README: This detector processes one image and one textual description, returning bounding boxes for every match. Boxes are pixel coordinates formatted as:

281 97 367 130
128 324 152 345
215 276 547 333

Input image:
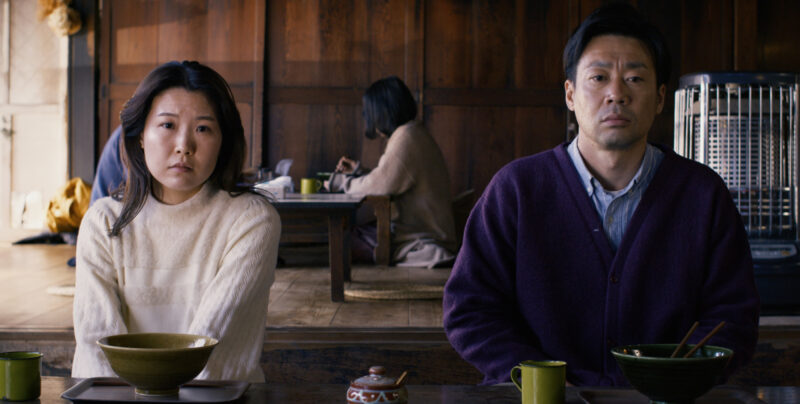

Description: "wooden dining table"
271 192 365 302
42 376 800 403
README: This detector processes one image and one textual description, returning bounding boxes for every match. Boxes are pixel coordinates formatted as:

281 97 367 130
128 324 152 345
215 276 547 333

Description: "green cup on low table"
0 352 42 401
300 178 322 194
511 360 566 404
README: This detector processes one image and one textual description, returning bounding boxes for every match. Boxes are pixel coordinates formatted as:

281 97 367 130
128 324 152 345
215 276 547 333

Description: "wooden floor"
0 243 449 330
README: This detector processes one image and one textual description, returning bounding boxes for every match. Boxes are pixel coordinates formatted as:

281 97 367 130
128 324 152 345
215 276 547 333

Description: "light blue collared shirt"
567 138 663 251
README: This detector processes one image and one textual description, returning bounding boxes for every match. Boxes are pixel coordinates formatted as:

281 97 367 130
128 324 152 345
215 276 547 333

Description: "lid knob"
369 366 386 376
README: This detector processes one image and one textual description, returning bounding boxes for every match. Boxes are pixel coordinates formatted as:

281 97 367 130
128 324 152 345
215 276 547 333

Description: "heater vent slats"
675 73 800 241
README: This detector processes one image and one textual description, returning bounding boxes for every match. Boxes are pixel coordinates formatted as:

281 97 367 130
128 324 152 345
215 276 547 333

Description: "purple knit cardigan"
443 143 760 386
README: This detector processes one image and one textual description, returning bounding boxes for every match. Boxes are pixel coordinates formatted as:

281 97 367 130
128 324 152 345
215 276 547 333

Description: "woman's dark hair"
109 60 248 236
563 3 671 87
362 76 417 139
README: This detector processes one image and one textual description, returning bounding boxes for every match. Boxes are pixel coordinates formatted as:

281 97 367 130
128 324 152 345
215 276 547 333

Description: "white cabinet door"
0 0 68 232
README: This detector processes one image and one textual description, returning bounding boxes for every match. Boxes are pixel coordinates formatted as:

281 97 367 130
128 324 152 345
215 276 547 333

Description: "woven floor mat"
46 284 75 296
344 282 444 300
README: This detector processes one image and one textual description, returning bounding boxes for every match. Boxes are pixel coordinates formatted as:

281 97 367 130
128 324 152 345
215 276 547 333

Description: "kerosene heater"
674 72 800 312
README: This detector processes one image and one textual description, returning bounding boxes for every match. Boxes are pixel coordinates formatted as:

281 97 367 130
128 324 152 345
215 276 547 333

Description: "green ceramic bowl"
97 333 218 396
611 344 733 404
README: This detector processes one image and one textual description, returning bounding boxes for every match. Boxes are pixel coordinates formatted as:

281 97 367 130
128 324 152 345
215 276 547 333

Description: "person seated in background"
90 125 124 205
72 61 281 382
443 3 759 386
326 76 456 268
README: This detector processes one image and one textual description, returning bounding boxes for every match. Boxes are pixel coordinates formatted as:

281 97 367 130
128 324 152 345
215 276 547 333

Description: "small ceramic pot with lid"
347 366 408 404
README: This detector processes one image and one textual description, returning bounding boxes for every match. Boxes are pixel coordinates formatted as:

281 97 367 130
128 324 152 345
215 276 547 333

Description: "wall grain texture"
92 0 800 200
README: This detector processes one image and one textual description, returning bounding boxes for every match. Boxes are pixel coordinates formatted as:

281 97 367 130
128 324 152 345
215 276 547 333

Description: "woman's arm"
331 135 415 196
335 156 361 175
187 197 281 382
72 204 128 377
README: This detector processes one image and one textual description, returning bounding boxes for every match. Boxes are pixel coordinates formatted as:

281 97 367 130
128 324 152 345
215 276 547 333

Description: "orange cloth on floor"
46 177 91 233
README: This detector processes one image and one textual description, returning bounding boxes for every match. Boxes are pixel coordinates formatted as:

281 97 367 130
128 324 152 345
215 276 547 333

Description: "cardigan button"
610 275 619 283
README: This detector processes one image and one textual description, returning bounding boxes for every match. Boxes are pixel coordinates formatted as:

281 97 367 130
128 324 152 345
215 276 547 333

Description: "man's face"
565 34 665 151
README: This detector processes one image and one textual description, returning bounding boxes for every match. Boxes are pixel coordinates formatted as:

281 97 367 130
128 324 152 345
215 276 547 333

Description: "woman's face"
141 87 222 205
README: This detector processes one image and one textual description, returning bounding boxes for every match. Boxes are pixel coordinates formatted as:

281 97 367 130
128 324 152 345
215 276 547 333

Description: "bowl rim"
611 343 733 360
96 332 219 352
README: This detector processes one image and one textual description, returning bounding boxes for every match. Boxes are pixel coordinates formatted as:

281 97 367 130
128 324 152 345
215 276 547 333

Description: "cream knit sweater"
72 183 280 382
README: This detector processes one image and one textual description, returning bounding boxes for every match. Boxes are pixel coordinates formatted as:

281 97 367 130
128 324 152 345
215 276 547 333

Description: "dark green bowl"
97 333 218 396
611 344 733 403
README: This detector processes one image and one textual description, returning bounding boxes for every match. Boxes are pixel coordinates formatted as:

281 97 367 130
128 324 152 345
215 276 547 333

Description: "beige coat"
330 121 456 267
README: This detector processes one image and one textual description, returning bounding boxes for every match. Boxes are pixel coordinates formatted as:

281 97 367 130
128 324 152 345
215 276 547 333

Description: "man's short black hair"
362 76 417 139
563 3 671 86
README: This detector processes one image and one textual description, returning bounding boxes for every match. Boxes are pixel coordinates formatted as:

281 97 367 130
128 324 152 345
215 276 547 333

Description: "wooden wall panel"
157 2 208 63
424 0 570 89
514 107 568 159
99 0 264 168
424 1 470 88
425 106 473 196
733 0 758 71
270 0 774 197
635 1 681 146
421 0 571 195
266 0 421 179
206 1 261 85
680 0 735 74
108 1 158 84
516 1 572 88
468 107 521 194
470 3 516 88
364 1 412 82
268 1 373 87
425 105 567 196
268 104 362 180
90 0 800 200
757 0 800 72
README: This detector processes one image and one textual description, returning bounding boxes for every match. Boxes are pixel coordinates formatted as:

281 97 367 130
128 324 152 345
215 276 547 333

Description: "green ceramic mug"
300 178 322 194
0 352 42 401
511 360 566 404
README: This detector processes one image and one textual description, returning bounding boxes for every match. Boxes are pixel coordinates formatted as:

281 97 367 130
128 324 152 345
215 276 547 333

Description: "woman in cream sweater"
72 61 280 382
327 76 456 268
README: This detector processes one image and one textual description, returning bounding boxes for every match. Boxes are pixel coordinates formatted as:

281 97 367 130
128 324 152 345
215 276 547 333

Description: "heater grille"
674 73 800 242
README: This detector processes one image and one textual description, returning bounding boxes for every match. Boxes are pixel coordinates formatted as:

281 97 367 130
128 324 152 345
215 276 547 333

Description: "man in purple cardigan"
443 3 759 386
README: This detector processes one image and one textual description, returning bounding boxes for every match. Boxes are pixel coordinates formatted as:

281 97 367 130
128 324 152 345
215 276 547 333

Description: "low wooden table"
44 376 794 403
272 193 365 302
